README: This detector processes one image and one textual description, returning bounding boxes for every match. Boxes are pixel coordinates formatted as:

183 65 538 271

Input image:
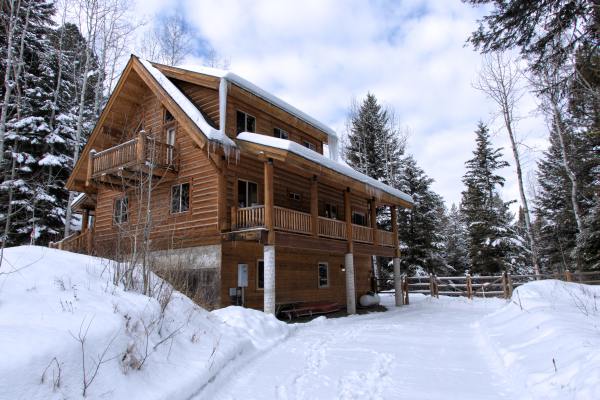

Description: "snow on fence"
375 270 600 304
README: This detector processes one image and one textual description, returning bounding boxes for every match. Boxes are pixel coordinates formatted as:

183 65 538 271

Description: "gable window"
164 109 175 123
257 260 264 290
288 191 301 201
238 179 258 208
113 196 128 224
303 140 316 151
236 110 256 134
352 211 367 226
325 203 338 219
171 183 190 213
274 127 289 140
318 262 329 288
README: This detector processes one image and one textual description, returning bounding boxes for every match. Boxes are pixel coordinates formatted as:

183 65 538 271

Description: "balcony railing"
318 217 347 240
90 134 178 179
274 206 312 234
352 224 373 243
232 205 396 247
49 229 93 254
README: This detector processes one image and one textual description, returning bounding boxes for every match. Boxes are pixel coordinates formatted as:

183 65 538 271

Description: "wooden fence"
376 270 600 304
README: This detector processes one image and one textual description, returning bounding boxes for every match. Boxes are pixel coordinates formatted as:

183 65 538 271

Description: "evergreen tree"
460 122 514 274
443 203 469 273
396 155 447 275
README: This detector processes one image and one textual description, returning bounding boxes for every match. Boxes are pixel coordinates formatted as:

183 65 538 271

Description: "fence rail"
375 270 600 305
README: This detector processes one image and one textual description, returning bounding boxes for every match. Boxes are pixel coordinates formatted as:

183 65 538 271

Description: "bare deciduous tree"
141 13 192 66
475 52 540 276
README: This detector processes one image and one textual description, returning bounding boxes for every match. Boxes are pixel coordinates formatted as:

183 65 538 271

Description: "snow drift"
476 280 600 399
0 246 291 400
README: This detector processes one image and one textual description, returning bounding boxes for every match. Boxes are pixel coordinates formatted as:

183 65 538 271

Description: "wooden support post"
402 275 410 305
310 176 318 237
429 273 434 297
565 270 573 282
86 150 96 187
507 273 513 298
344 188 353 251
81 209 89 231
502 271 508 299
391 205 400 258
370 199 378 246
137 131 146 163
466 273 473 299
264 159 275 244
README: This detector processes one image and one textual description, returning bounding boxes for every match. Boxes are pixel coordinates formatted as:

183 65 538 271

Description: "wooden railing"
50 229 93 255
274 206 312 234
352 224 373 243
91 134 177 178
378 230 395 247
318 217 347 240
236 205 265 230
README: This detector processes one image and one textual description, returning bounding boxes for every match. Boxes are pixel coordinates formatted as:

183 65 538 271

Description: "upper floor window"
303 140 316 151
352 211 367 226
166 127 176 163
238 179 258 208
113 196 128 224
288 191 301 201
274 127 289 140
325 203 338 219
171 182 190 213
236 111 256 134
318 262 329 288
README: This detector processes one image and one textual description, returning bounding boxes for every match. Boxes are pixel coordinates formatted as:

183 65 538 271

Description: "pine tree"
396 155 447 275
443 203 469 273
460 122 514 274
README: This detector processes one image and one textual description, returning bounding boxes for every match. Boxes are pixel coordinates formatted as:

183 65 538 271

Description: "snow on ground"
0 246 291 400
1 246 599 400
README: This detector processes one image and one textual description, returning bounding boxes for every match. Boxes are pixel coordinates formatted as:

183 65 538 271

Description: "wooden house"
57 55 413 314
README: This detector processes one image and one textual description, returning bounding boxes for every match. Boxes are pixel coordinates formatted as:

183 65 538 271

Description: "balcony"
232 205 395 247
88 133 178 184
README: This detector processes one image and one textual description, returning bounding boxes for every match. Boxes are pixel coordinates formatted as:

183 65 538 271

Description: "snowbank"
0 246 291 400
476 280 600 399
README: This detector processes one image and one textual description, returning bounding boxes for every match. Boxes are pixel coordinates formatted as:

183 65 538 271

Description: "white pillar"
345 253 356 314
393 257 402 306
263 245 276 314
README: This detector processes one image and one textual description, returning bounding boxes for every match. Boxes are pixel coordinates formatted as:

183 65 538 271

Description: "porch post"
391 205 402 306
263 159 276 314
344 189 356 314
81 209 89 231
370 199 378 246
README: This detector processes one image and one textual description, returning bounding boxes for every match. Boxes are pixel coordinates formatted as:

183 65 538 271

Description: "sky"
133 0 549 212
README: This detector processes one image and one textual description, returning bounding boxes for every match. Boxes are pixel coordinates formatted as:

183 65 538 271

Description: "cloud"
141 0 548 211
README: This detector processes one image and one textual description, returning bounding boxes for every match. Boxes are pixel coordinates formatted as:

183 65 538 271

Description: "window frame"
274 127 289 140
166 126 176 164
325 203 338 220
237 179 259 208
288 191 301 202
352 211 367 226
256 259 264 290
318 262 329 288
113 196 129 225
303 140 316 151
170 182 191 214
236 110 256 134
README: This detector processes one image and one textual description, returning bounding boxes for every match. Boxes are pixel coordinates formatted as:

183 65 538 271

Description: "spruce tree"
460 122 514 274
443 203 469 273
396 155 447 275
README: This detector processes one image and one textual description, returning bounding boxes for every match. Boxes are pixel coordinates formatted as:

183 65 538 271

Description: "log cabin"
56 55 413 315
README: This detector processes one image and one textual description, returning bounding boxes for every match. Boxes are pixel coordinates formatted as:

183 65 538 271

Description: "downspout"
219 77 228 134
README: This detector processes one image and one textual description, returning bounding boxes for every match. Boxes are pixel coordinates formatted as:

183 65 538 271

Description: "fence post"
507 273 513 298
565 270 573 282
434 275 439 298
466 274 472 299
402 275 409 305
429 273 434 297
502 271 508 299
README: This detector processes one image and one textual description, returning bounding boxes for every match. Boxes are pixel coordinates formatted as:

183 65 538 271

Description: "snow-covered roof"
139 59 236 148
236 132 413 205
175 63 338 140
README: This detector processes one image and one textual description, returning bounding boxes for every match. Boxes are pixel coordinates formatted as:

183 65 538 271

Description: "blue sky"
134 0 548 211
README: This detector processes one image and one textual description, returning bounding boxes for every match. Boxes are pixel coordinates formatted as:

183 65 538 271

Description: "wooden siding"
221 241 373 310
174 79 220 128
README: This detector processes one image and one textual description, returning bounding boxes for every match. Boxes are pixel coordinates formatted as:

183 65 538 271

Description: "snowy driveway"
194 295 517 400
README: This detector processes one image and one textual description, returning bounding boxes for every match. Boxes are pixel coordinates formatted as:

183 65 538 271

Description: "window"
166 127 176 163
238 179 258 208
171 183 190 213
288 191 301 201
164 109 175 123
318 262 329 288
113 197 128 224
325 203 338 219
303 140 316 151
352 211 367 226
236 110 256 133
257 260 264 290
274 127 289 139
